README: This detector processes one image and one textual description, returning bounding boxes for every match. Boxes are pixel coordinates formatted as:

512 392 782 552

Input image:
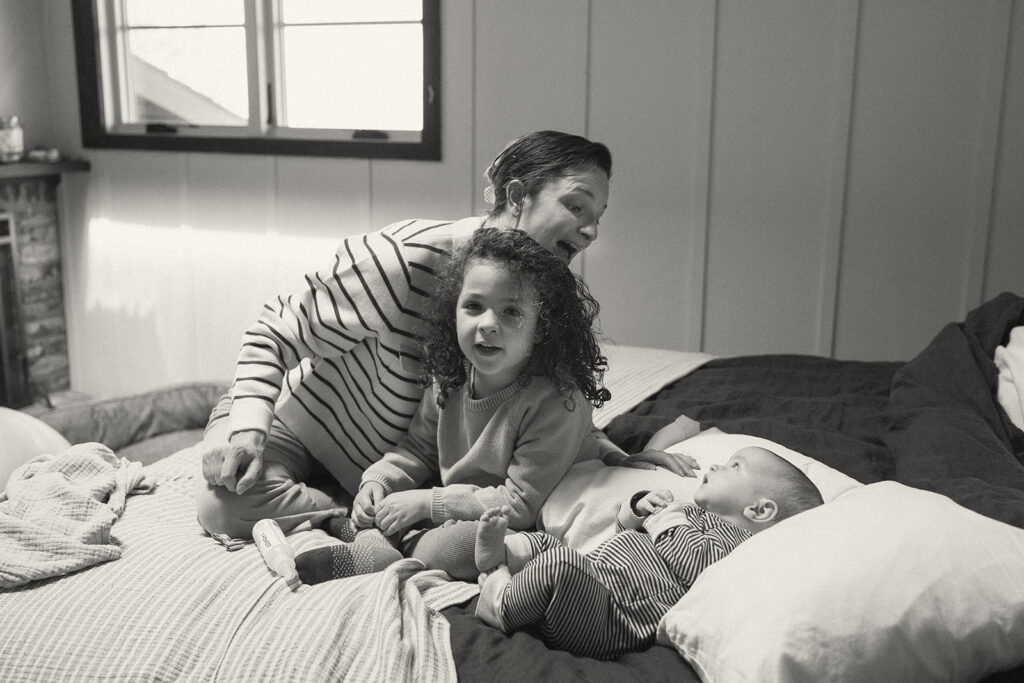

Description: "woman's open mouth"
558 241 579 262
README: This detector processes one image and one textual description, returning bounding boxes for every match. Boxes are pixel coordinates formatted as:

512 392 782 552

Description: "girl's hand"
636 489 674 516
624 450 701 478
374 489 432 537
353 482 387 528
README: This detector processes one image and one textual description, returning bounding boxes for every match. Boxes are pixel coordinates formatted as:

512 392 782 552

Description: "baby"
473 445 824 659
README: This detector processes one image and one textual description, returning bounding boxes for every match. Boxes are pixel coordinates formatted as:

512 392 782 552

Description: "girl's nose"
479 310 499 333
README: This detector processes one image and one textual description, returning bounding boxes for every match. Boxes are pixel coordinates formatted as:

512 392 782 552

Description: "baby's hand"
636 489 674 516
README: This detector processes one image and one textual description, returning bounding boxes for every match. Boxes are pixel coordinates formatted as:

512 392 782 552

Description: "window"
71 0 441 160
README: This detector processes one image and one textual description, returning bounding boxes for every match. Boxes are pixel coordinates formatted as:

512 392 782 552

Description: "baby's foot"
475 507 509 572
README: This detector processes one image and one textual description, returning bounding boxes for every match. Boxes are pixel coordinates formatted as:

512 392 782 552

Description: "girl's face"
515 168 609 264
456 259 540 397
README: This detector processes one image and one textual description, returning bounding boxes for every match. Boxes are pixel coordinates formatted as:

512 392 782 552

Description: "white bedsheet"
0 445 478 682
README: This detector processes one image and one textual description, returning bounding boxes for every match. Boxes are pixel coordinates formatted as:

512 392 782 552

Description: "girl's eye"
504 307 523 318
565 202 582 215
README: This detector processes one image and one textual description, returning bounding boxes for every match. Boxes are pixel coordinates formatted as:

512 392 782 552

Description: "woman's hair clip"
483 184 496 204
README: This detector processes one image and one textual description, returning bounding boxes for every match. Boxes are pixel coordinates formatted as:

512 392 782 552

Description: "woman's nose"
579 221 598 242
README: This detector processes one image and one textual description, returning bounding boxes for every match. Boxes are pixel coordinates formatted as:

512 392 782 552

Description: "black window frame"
70 0 441 160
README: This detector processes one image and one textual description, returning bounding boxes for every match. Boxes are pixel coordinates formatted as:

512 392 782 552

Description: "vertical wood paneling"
964 1 1013 311
587 0 716 351
29 0 1024 397
985 2 1024 301
471 0 590 217
818 0 861 357
835 0 1009 361
372 1 475 228
704 0 851 357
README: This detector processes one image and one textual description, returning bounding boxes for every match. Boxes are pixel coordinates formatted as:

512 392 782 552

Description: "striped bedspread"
593 345 715 429
0 445 478 682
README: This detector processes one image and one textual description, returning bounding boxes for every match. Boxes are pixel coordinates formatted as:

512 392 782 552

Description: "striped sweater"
222 216 617 496
225 217 481 494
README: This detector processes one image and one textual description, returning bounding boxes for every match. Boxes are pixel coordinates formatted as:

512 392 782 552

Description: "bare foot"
475 507 509 571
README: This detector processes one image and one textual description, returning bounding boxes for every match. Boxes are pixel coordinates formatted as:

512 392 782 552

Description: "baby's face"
693 447 779 518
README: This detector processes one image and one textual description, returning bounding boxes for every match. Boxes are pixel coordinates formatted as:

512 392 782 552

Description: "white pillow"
995 325 1024 431
659 481 1024 682
538 428 861 554
0 407 72 491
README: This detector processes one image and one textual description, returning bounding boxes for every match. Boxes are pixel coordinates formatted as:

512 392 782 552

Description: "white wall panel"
587 0 715 352
986 3 1024 301
835 0 1011 360
704 0 857 357
471 0 590 217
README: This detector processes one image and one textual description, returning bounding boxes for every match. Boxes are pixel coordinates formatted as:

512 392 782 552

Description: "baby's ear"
744 499 779 525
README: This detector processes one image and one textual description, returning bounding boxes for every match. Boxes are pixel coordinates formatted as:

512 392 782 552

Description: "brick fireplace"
0 161 88 408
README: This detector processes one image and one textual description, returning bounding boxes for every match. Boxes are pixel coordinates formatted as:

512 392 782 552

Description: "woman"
196 130 689 540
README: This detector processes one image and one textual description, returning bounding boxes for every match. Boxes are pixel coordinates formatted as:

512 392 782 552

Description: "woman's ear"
505 179 526 216
743 499 779 525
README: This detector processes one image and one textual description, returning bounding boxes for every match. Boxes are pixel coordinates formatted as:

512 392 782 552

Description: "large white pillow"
659 481 1024 682
538 428 861 554
0 407 72 491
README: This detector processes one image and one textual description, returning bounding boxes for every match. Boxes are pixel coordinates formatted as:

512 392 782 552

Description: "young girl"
293 227 612 583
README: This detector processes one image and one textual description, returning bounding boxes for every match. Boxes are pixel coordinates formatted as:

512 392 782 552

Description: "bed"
2 292 1024 682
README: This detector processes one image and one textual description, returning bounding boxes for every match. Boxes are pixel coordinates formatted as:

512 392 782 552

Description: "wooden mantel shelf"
0 159 90 181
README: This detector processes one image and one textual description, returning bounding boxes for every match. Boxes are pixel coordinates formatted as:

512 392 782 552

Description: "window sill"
0 159 91 181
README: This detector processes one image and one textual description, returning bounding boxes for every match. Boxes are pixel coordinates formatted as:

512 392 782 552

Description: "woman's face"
515 167 609 264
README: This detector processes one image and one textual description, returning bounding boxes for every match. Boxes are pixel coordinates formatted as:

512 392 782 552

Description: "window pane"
124 0 244 27
281 0 421 24
281 25 422 130
124 27 248 125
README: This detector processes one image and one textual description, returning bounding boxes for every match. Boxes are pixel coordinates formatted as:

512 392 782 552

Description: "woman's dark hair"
485 130 612 216
420 228 611 410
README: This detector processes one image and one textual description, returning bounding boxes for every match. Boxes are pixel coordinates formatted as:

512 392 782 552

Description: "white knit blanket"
0 442 151 588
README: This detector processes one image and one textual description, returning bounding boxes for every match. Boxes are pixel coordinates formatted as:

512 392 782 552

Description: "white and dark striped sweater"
224 217 482 494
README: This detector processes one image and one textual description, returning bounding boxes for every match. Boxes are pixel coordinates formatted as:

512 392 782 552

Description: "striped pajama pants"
500 531 686 660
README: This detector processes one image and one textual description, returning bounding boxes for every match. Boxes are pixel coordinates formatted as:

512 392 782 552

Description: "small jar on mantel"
0 116 25 163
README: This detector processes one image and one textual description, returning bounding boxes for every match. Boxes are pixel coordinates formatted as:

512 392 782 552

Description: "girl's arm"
361 389 441 494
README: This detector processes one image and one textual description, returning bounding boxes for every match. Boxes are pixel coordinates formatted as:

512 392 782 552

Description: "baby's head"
693 446 823 534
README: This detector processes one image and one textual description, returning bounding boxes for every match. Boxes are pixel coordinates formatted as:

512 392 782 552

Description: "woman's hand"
621 450 701 478
201 429 265 494
374 489 432 537
353 482 387 528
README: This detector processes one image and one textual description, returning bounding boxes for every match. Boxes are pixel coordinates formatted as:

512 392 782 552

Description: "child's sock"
294 529 401 584
320 515 357 543
475 566 512 632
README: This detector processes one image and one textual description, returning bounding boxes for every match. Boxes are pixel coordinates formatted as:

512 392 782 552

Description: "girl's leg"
400 521 480 580
194 405 343 540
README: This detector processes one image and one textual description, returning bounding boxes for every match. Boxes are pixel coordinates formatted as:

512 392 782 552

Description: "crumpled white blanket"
0 442 152 588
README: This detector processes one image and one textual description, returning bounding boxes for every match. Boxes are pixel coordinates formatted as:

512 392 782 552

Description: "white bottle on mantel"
0 116 24 163
253 518 301 590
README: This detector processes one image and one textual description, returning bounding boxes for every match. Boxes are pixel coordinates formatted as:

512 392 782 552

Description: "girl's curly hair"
420 228 611 411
